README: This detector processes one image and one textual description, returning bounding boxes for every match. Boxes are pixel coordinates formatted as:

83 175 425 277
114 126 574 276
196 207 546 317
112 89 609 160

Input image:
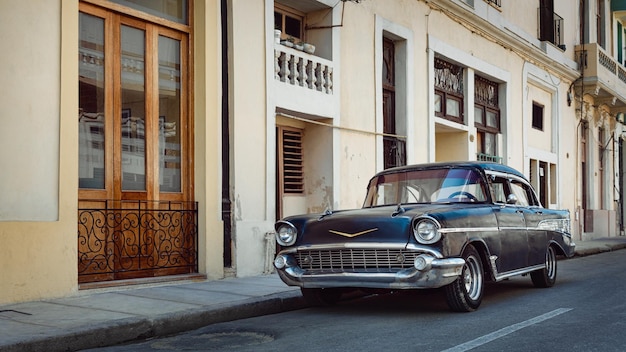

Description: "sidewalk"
2 237 626 352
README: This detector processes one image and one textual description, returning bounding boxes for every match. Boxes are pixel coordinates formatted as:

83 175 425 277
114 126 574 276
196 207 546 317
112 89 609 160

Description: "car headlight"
413 217 441 244
275 221 297 246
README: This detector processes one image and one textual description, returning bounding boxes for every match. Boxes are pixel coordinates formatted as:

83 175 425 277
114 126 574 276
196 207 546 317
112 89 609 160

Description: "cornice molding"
426 0 580 81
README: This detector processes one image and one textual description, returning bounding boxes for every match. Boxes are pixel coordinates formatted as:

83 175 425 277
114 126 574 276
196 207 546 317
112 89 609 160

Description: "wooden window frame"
78 1 193 203
274 3 305 41
434 58 464 124
474 75 500 158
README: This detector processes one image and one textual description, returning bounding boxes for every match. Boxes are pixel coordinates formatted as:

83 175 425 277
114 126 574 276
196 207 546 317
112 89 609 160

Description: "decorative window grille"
434 57 464 124
279 127 304 194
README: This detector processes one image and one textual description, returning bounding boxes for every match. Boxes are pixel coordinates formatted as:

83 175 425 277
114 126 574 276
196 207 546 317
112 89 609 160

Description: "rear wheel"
531 245 557 288
445 245 484 312
301 288 342 306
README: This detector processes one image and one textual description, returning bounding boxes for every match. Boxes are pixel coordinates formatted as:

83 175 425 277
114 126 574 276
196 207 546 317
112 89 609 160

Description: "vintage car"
273 162 575 312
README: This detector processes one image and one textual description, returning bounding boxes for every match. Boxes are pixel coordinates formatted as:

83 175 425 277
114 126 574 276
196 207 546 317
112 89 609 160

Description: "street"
86 250 626 351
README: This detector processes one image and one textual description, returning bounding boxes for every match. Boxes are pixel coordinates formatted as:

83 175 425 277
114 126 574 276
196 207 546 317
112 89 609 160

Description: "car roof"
373 161 527 180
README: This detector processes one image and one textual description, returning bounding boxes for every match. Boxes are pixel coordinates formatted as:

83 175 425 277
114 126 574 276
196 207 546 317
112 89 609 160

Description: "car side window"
509 180 530 206
490 176 508 204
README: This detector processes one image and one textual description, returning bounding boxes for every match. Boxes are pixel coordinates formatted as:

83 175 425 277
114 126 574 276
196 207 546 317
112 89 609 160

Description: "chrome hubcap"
463 255 482 301
546 246 556 279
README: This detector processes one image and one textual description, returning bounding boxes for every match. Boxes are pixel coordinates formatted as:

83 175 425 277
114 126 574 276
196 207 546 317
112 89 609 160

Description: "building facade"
1 0 625 305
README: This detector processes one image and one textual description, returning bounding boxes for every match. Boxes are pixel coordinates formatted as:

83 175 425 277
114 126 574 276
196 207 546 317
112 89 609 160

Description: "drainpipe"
221 0 233 268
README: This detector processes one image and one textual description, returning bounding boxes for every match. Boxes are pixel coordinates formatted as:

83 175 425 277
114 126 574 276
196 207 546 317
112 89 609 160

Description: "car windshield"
363 167 488 207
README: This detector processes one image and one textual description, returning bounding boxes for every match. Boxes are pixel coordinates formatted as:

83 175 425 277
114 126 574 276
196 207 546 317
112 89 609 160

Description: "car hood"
290 204 458 246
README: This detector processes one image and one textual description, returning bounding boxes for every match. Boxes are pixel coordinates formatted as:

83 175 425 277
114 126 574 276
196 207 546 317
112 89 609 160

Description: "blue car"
273 162 575 312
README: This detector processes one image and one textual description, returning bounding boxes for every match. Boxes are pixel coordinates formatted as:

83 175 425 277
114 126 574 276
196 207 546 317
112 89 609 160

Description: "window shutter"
281 128 304 194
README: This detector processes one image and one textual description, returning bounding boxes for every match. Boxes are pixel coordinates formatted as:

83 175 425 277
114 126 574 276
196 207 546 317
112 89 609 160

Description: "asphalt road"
85 250 626 351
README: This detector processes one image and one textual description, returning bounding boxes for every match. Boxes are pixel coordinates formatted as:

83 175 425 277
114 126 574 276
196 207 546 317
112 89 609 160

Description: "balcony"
575 42 626 110
484 0 501 8
273 43 338 118
538 8 565 51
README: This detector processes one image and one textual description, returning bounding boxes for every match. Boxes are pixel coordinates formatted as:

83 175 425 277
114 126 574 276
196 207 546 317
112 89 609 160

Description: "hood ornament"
392 203 405 217
318 207 333 220
329 228 378 238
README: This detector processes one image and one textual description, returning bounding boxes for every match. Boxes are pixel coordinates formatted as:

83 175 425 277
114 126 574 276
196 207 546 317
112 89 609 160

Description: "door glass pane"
121 25 146 191
159 36 181 192
110 0 188 24
484 132 496 156
79 13 106 189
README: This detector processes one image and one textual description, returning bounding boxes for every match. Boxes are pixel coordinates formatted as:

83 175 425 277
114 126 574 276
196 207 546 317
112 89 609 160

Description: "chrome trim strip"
329 228 379 238
275 256 465 289
278 242 444 258
494 264 544 281
438 227 499 233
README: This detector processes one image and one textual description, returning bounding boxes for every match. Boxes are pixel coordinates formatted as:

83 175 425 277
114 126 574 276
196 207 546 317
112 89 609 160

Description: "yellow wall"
0 0 224 304
0 0 78 304
193 0 224 279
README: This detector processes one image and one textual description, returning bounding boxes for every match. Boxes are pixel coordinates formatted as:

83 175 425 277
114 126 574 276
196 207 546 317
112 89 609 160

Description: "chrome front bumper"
274 252 465 290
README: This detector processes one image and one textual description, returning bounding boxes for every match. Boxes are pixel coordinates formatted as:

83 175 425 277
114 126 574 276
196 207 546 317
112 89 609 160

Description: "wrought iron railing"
477 153 503 163
78 200 198 283
484 0 501 8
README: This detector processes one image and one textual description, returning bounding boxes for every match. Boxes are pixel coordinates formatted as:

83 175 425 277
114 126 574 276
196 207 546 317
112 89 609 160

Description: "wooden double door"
78 2 195 283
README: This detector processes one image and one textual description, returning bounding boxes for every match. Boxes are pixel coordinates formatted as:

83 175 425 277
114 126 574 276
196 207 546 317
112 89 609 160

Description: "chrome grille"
295 249 418 272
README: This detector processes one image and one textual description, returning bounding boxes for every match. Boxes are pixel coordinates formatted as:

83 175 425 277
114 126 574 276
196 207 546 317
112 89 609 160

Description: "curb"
1 291 307 352
574 241 626 257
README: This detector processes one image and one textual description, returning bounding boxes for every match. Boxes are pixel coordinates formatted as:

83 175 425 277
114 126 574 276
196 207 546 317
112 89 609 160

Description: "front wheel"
445 245 484 312
530 245 557 288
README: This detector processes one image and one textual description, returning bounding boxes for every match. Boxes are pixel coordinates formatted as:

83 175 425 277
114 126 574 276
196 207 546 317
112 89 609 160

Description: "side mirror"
506 194 518 205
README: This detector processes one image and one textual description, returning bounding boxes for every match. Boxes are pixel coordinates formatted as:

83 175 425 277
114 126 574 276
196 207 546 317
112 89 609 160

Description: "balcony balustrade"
274 44 333 94
273 44 338 118
575 42 626 107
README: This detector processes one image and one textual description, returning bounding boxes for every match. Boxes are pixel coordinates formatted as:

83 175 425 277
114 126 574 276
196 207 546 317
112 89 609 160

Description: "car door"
489 174 529 274
511 178 548 266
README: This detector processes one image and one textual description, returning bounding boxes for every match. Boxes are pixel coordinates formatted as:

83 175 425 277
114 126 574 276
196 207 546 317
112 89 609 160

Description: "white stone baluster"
290 55 300 85
280 52 289 82
274 49 281 80
316 64 325 92
326 66 333 94
300 58 308 87
307 61 316 89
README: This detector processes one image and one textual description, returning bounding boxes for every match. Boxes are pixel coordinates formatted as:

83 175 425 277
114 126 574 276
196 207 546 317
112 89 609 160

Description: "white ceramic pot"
274 29 281 44
303 43 316 54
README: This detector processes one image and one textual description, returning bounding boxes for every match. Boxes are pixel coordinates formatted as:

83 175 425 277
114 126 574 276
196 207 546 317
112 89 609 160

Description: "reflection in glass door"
79 12 106 190
121 25 147 191
158 35 181 193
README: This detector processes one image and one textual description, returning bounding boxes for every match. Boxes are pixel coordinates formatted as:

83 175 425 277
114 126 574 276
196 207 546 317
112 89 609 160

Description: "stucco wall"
0 0 61 221
0 0 78 304
0 0 224 304
193 0 224 279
